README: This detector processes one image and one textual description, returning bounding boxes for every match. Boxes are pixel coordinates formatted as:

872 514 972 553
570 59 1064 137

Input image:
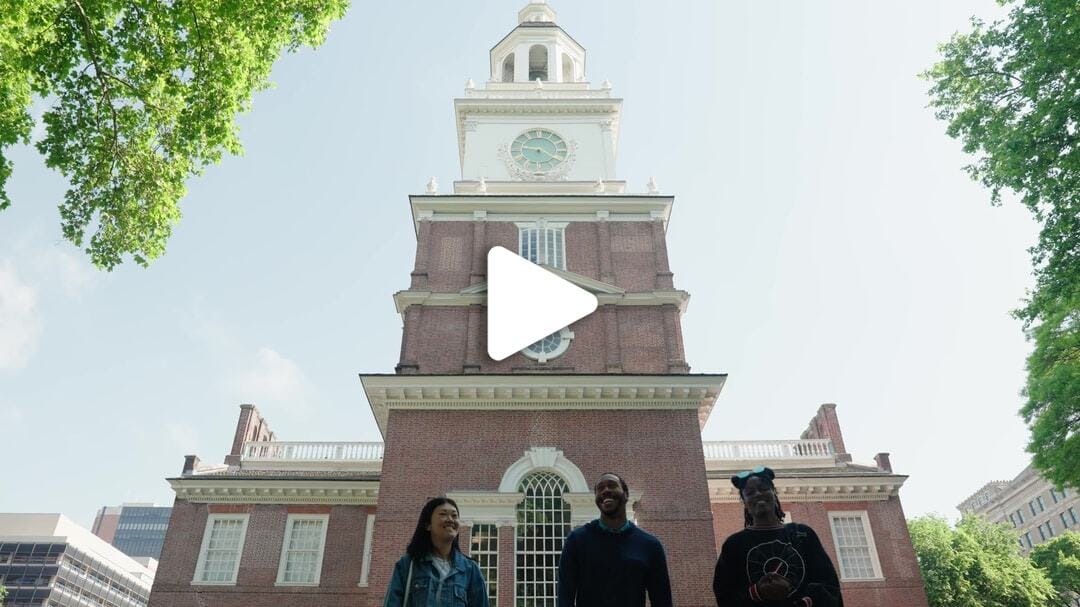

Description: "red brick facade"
148 4 927 606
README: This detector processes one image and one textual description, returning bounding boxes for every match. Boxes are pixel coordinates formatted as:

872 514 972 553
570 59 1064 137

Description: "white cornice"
360 374 727 437
392 289 689 316
454 98 622 166
409 195 673 235
168 478 379 505
708 476 907 504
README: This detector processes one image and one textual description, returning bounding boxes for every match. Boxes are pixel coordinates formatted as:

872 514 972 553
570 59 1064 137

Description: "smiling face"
594 473 628 518
740 476 778 522
427 502 460 544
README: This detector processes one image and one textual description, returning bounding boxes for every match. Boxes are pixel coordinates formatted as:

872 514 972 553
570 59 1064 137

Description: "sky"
0 0 1038 529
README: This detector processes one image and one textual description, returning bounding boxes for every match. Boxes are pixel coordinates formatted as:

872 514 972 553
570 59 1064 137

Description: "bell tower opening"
528 45 549 81
501 54 515 83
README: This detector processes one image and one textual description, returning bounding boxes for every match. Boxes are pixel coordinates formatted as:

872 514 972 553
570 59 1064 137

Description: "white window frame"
516 220 568 270
827 511 884 582
358 514 376 587
275 514 330 586
192 514 250 585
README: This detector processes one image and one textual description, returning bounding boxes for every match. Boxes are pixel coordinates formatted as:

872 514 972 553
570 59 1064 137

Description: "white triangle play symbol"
487 246 598 361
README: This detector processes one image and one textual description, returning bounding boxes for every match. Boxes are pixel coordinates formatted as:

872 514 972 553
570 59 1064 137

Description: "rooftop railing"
241 441 384 463
702 439 834 461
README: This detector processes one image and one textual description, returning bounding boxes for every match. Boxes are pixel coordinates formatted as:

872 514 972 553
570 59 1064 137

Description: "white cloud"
232 347 313 407
0 261 41 370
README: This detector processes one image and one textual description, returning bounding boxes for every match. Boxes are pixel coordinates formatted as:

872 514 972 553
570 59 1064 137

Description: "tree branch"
70 0 120 178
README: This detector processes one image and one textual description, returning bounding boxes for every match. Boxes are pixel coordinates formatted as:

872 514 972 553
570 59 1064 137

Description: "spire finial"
646 177 659 194
426 177 438 194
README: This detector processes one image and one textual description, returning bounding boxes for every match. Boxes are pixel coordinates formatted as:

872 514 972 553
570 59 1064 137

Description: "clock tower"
362 2 726 605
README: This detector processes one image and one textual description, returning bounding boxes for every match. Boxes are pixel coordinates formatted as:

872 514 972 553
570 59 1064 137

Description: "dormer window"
528 45 548 81
517 221 566 269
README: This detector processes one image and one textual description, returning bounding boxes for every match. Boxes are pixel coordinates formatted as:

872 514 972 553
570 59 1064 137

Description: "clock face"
510 129 569 173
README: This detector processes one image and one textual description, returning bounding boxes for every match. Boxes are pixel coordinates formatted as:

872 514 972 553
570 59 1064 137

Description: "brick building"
148 3 927 606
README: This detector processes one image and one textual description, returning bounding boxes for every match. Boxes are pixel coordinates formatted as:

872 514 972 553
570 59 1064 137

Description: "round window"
521 327 574 363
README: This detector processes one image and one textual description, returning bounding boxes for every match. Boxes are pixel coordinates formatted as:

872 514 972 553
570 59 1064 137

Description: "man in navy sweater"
557 473 673 607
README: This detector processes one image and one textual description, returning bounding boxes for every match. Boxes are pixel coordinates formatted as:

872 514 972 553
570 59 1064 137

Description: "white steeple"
490 1 585 84
453 3 623 193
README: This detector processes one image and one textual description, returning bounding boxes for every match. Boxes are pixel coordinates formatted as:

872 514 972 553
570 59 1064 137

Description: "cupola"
489 1 586 84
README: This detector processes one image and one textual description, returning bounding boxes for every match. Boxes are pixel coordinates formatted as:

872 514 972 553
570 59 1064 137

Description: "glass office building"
111 506 171 560
0 514 152 607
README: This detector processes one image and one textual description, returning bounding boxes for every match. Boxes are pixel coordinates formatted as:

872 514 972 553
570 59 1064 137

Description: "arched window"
529 45 548 81
516 471 570 605
561 54 574 83
502 54 515 83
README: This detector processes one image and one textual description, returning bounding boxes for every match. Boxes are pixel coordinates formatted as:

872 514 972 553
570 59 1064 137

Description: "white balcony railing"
242 441 384 463
702 439 834 461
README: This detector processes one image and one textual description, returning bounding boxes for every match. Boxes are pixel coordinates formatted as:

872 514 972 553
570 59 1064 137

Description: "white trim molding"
827 510 885 582
358 514 376 587
360 374 727 437
192 514 249 586
499 447 589 493
169 478 379 505
409 194 672 235
275 514 329 586
708 475 907 504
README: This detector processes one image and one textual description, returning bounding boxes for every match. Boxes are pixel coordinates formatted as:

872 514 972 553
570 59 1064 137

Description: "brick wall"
148 501 373 607
397 219 688 374
367 407 718 607
710 497 928 607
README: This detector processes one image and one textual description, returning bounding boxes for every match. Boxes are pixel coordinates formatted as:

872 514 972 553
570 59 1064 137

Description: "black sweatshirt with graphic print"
712 523 843 607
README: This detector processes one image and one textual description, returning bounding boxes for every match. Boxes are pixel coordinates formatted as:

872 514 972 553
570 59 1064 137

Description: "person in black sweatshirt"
557 472 673 607
712 467 843 607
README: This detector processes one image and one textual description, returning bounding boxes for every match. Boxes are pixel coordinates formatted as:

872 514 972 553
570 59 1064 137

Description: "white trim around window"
827 511 885 582
276 514 330 586
358 514 376 587
192 514 250 585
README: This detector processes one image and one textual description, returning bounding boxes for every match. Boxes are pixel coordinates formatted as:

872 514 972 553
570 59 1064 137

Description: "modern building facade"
0 514 153 607
92 504 172 562
148 3 927 606
959 465 1079 552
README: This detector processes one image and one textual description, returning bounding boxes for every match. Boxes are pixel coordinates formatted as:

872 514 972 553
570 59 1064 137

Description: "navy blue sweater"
557 520 673 607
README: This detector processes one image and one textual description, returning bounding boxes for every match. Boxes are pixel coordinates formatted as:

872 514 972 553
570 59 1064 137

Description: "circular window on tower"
521 327 575 363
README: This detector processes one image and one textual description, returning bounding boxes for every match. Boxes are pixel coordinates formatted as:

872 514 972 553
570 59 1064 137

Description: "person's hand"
755 573 793 601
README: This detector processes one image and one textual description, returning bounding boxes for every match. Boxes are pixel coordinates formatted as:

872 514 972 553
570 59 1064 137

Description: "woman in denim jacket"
383 497 490 607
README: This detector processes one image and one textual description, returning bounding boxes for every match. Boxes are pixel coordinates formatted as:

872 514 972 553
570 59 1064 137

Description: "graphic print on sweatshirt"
744 539 806 594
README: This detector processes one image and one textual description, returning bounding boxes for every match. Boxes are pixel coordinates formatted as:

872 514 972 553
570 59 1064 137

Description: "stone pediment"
460 265 624 296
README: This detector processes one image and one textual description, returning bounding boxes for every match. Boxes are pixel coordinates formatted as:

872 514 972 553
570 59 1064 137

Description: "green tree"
923 0 1080 489
0 0 348 269
1030 531 1080 606
908 515 1056 606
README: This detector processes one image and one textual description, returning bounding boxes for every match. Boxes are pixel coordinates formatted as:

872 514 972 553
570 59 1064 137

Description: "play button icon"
487 246 599 361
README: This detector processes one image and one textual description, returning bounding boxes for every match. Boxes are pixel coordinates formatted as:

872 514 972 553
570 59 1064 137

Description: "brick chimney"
224 404 275 466
182 455 201 476
800 403 852 463
874 452 893 473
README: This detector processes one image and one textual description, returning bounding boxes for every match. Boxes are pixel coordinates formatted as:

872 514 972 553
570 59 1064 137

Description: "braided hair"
730 467 786 528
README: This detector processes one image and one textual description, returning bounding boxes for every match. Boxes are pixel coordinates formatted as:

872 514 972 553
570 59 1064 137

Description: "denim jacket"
383 550 489 607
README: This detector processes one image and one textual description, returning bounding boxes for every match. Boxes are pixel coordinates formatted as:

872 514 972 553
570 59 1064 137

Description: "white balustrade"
702 439 834 461
242 441 384 462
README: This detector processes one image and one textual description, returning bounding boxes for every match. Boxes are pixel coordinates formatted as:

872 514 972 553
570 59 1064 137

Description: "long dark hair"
406 497 461 561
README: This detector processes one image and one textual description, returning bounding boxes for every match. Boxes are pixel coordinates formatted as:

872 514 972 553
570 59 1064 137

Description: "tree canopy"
924 0 1080 489
0 0 349 269
1030 531 1080 605
908 515 1057 607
